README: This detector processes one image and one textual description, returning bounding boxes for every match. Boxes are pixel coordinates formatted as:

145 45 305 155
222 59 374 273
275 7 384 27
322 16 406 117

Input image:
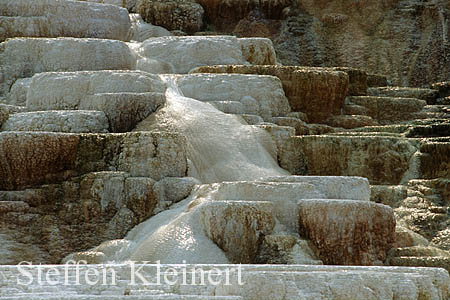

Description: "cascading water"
137 75 289 183
85 74 290 263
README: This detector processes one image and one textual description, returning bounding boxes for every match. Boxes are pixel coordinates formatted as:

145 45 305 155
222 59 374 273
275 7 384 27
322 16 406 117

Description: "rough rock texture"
153 176 200 213
125 0 139 12
389 256 450 273
7 78 31 106
138 0 204 33
256 234 322 265
367 74 389 87
387 243 450 272
394 225 430 248
0 172 198 264
270 0 450 87
326 115 378 129
79 92 165 132
0 0 448 283
298 199 396 265
347 96 427 124
0 0 131 41
84 175 376 267
280 136 420 185
232 10 284 39
137 36 248 74
175 73 290 120
439 96 450 105
201 201 275 263
349 119 450 139
420 141 450 179
0 131 187 190
330 67 367 96
117 132 187 180
1 111 110 133
371 185 407 208
191 65 349 123
0 128 189 264
0 104 26 127
368 87 440 105
0 38 136 97
26 71 166 111
238 37 277 65
369 179 450 254
128 1 448 85
432 81 450 98
194 181 324 232
194 177 370 233
197 0 292 32
270 117 310 135
0 132 80 190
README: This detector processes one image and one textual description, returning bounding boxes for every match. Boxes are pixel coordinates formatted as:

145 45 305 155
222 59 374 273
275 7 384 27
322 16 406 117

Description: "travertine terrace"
0 0 449 299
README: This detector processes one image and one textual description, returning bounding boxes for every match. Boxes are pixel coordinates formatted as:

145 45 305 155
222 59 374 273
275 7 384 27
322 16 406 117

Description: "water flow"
95 75 289 263
138 75 289 183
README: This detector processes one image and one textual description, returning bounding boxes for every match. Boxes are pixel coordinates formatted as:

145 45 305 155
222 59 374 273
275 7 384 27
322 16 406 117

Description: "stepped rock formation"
186 0 450 87
192 65 350 123
0 38 136 97
0 0 131 41
0 0 450 299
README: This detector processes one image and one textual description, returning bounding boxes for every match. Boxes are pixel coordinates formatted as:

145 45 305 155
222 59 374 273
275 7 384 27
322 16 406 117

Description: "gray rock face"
117 132 188 180
368 87 440 105
80 92 165 132
153 176 200 212
138 0 204 33
347 96 427 125
0 104 26 127
1 110 110 133
0 0 131 41
272 0 450 86
7 78 31 106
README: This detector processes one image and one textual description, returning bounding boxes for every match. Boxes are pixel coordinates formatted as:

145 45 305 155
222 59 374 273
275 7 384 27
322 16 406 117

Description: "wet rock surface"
0 1 449 299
